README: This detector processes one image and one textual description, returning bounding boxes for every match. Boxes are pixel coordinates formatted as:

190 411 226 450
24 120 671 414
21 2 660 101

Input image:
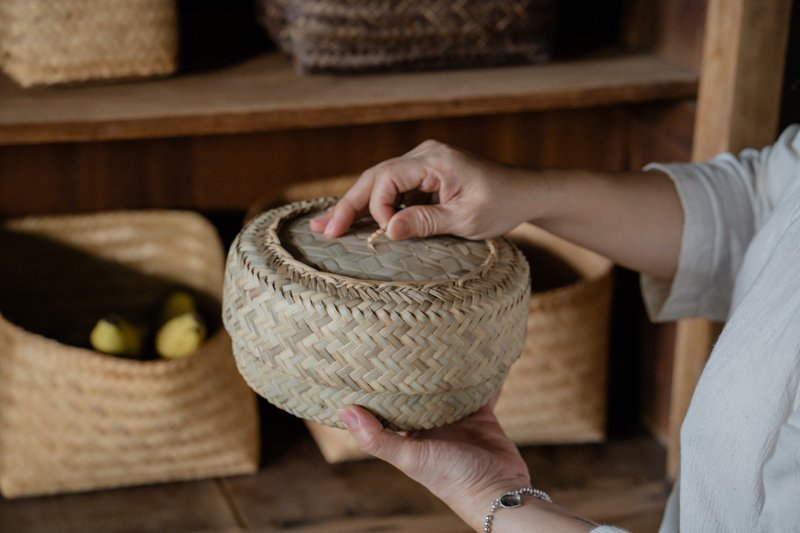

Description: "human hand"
339 398 598 532
310 140 543 241
338 397 531 531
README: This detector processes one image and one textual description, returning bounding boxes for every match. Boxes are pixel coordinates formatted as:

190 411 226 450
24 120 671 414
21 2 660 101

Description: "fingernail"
309 218 324 231
387 218 411 240
339 408 359 429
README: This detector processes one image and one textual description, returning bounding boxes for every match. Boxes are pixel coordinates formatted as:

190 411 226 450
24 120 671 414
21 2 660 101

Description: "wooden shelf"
0 53 697 145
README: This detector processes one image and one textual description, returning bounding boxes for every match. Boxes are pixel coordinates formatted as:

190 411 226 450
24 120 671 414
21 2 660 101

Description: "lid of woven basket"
281 212 491 282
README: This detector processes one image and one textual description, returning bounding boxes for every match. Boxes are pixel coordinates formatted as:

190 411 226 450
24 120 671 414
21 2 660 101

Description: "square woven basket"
0 211 260 498
247 177 611 462
259 0 556 73
0 0 178 87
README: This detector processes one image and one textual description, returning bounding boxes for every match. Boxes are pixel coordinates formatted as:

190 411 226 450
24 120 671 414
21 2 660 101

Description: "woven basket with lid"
223 198 531 430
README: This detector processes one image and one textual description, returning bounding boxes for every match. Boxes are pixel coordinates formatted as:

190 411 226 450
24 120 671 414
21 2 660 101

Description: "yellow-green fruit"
160 290 196 324
90 317 144 358
155 312 206 359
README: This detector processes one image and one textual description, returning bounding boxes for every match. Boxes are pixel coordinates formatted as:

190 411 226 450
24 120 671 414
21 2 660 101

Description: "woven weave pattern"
260 0 555 73
283 213 491 282
493 224 612 445
223 198 531 430
0 212 259 498
0 0 177 87
300 224 612 462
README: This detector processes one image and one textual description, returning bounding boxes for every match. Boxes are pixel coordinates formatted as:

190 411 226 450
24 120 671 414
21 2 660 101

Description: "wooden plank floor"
0 405 670 533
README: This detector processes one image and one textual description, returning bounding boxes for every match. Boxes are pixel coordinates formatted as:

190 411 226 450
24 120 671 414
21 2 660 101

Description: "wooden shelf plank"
0 53 697 145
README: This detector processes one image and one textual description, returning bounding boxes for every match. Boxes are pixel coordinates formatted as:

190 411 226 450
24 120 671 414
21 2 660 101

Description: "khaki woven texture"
0 0 177 87
224 197 531 430
0 211 259 498
494 224 611 445
283 212 492 282
260 0 555 73
303 223 612 462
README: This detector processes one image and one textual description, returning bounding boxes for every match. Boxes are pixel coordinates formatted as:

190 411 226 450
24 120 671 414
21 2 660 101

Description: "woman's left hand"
338 397 531 530
339 399 599 532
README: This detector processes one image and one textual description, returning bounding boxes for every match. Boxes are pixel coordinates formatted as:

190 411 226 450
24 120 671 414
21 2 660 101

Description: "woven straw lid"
223 198 531 430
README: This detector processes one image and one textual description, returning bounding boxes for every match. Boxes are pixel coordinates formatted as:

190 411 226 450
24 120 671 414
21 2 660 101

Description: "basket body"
0 211 259 498
0 0 178 87
493 224 612 445
299 221 611 462
259 0 556 73
224 198 530 430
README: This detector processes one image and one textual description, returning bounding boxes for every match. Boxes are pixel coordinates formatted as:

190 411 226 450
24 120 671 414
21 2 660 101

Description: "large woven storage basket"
494 223 611 445
224 197 531 431
0 211 259 498
0 0 178 87
301 224 611 462
259 0 556 73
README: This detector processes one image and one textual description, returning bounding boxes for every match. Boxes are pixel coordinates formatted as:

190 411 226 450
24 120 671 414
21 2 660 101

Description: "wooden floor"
0 406 670 533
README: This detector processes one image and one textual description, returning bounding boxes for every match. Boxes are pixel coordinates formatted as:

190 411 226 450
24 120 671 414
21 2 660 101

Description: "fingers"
311 155 442 237
387 204 452 240
309 170 376 237
368 162 437 229
339 405 419 469
308 212 331 232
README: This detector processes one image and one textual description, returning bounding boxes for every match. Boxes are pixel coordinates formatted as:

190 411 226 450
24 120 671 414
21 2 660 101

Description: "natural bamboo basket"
0 0 178 87
0 211 260 498
258 0 555 73
224 197 531 430
302 223 612 462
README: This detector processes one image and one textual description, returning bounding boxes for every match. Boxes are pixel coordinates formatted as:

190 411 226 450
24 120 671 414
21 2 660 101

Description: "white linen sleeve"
756 403 800 531
640 124 800 322
591 526 629 533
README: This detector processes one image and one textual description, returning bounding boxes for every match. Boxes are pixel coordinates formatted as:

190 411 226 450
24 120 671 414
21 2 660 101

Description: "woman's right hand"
310 140 546 241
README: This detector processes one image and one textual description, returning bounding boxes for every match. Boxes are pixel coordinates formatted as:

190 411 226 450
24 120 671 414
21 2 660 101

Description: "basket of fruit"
0 211 259 498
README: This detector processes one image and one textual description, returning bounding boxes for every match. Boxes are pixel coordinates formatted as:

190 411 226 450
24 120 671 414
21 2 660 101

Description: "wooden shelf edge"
0 53 698 146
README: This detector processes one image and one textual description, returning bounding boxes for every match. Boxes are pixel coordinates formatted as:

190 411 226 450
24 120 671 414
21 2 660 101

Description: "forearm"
509 167 683 280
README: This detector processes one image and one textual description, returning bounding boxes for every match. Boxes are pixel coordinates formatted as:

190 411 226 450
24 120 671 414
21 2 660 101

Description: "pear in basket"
89 315 146 359
155 290 206 359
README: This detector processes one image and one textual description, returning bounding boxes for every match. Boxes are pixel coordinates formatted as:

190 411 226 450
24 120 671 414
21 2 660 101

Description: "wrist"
502 167 555 228
484 488 553 533
442 476 532 531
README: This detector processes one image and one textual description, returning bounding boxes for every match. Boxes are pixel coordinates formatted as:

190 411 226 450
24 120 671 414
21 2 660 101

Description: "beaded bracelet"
484 487 553 533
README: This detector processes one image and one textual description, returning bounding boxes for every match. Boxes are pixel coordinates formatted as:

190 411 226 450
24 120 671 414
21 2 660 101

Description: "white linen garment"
589 125 800 533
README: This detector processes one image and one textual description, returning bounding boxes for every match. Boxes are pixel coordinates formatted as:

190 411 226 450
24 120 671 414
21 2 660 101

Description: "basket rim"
0 315 227 374
1 208 226 372
4 209 217 233
235 197 528 304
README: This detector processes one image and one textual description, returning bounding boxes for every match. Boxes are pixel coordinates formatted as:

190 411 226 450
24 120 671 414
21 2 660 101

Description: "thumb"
386 204 453 240
339 406 416 467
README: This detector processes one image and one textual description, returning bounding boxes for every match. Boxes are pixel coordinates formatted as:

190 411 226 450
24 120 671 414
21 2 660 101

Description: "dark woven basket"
259 0 556 73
